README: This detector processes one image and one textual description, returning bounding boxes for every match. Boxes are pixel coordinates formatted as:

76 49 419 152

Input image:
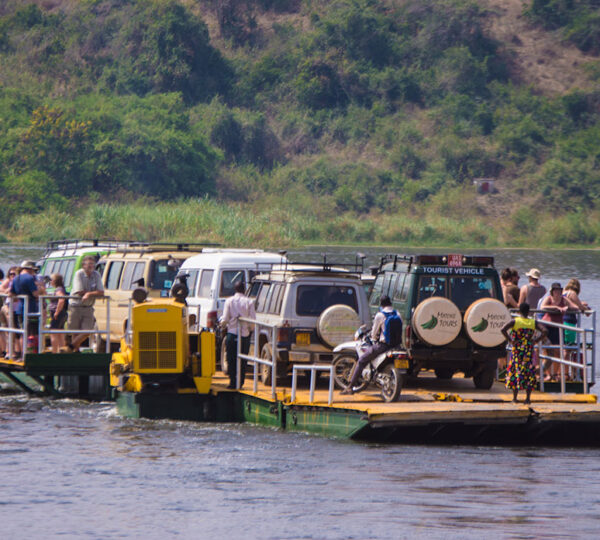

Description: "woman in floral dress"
501 302 547 404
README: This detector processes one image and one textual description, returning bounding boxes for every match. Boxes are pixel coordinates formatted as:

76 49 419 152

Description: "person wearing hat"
9 260 46 354
540 282 581 381
518 268 546 308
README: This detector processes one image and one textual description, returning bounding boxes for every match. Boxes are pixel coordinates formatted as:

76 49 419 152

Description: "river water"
2 245 600 539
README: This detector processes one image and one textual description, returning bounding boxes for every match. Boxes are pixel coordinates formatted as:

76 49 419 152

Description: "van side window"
198 270 214 298
268 283 283 314
63 259 76 289
382 272 395 298
96 261 106 279
106 261 124 290
45 260 57 276
248 281 262 299
182 270 199 297
256 283 271 312
392 273 407 302
370 274 384 307
220 270 245 297
121 262 146 290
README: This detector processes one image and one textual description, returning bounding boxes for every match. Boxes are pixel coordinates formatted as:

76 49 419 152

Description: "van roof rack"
378 253 495 272
44 239 134 257
110 242 221 254
257 256 364 279
45 239 221 257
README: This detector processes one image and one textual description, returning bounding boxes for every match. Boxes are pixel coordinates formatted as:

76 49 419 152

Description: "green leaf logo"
421 315 438 330
471 317 489 332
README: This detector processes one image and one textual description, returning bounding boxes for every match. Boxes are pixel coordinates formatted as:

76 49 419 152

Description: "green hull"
116 391 370 439
285 405 368 438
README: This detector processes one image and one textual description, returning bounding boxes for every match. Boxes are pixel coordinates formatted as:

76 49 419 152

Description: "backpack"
382 309 403 347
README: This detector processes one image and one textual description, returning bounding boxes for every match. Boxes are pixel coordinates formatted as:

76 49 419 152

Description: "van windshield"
296 285 357 316
151 259 185 291
416 275 496 310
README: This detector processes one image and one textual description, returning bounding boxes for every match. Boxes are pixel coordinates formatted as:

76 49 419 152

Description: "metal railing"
0 294 28 361
233 318 337 404
0 293 112 360
507 309 596 395
236 317 277 400
291 364 334 405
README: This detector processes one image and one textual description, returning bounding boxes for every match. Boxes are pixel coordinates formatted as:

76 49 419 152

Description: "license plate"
296 332 310 346
394 358 409 369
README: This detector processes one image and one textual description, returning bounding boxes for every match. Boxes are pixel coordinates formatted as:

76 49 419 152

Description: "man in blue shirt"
10 260 45 350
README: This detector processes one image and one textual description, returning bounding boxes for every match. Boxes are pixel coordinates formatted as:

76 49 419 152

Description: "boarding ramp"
0 293 112 398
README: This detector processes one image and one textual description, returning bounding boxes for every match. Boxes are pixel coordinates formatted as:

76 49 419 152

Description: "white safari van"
177 249 287 330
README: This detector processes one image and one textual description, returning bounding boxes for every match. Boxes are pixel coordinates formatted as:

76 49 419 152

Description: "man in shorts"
67 256 104 352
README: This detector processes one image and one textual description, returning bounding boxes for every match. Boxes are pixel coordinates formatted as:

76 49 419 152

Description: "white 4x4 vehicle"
245 263 371 384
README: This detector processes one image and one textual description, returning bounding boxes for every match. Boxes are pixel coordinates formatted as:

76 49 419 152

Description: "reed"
3 201 598 248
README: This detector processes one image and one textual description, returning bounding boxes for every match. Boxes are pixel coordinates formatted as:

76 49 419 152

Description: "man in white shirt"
67 256 104 352
220 281 256 389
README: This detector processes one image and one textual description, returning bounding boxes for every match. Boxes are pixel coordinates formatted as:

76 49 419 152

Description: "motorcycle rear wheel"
333 354 369 392
380 364 402 402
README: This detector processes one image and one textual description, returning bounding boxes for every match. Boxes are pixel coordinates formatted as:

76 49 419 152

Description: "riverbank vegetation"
1 0 599 247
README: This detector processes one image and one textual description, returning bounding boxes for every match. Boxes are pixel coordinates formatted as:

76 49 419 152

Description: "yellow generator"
110 298 215 395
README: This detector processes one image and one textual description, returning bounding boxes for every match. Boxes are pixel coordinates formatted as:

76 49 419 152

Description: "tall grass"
4 200 599 248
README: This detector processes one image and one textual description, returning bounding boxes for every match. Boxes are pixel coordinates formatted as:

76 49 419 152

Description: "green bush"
1 170 67 220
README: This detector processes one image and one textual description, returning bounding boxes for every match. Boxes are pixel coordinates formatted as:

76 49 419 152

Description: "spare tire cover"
317 304 361 349
464 298 511 348
412 297 462 346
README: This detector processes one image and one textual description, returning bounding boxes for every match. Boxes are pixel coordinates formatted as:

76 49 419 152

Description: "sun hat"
19 260 38 271
550 282 563 291
525 268 541 280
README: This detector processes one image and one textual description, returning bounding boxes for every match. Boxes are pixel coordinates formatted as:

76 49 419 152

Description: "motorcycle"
333 325 410 403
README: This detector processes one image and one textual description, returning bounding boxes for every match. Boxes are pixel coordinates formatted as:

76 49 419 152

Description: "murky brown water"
2 245 600 538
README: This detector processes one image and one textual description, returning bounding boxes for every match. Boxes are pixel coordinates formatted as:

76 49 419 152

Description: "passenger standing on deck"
48 273 68 353
67 256 104 352
0 267 18 358
563 278 590 345
10 260 45 353
518 268 546 308
540 282 580 381
501 268 519 308
221 281 256 389
502 303 547 404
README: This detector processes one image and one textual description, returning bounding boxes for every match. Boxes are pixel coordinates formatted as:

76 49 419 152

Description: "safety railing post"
559 329 565 395
328 365 334 406
592 311 597 382
271 326 276 400
105 296 111 353
38 299 44 353
236 320 241 390
7 298 14 359
291 368 297 403
538 342 544 393
22 296 29 362
253 321 258 394
309 368 316 404
583 334 588 395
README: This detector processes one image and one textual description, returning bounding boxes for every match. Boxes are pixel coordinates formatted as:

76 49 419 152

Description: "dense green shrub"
1 170 67 220
526 0 600 53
